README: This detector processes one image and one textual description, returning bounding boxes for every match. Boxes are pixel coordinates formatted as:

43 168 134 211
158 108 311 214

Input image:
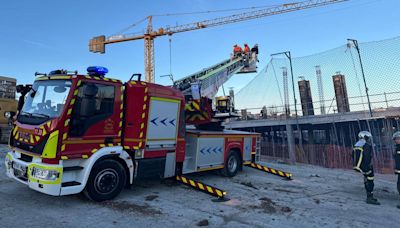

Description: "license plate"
18 132 30 141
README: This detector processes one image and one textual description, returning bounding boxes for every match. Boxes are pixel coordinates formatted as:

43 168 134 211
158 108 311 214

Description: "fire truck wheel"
222 151 240 177
84 159 127 202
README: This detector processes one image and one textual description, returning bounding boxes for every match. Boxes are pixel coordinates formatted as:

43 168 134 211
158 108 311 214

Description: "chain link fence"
231 36 400 173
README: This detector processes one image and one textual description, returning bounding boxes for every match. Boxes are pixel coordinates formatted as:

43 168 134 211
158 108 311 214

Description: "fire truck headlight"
5 154 12 169
31 167 59 181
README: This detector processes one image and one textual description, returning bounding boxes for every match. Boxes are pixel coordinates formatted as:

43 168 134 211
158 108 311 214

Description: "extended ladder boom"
174 54 257 99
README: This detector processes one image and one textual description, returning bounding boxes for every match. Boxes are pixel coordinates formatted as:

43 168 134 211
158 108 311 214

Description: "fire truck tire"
221 150 241 177
84 159 127 202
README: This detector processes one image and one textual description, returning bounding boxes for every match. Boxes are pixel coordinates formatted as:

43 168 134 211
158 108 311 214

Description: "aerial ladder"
174 53 257 99
173 51 257 129
89 0 349 83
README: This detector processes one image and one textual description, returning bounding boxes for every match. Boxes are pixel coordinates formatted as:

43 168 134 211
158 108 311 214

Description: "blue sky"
1 0 399 98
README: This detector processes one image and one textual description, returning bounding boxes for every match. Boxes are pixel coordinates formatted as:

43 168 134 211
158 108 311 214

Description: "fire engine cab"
5 57 259 201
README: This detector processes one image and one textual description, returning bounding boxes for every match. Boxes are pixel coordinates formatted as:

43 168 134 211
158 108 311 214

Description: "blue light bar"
87 66 108 76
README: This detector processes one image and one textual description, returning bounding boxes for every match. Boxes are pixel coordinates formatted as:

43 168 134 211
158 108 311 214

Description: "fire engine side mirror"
129 73 142 82
4 111 15 119
4 111 16 126
16 84 32 95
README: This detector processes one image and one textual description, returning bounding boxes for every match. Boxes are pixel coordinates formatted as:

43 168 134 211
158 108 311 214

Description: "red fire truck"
5 54 260 201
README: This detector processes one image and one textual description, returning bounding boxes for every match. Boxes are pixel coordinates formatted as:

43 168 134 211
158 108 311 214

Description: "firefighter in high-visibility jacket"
233 44 243 57
352 131 380 205
392 131 400 209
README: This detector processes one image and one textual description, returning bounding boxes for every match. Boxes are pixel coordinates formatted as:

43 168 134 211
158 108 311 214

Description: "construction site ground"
1 144 399 228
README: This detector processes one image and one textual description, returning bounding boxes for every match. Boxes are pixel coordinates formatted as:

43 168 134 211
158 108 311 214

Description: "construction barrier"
176 176 227 199
248 163 292 180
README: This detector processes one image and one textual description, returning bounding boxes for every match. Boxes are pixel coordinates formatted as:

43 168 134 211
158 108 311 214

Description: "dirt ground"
1 145 400 228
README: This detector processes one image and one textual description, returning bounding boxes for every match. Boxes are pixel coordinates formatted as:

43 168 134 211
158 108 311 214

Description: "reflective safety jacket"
394 144 400 174
233 46 243 53
352 139 373 173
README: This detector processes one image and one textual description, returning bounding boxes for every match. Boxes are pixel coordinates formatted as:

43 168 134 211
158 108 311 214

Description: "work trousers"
353 148 374 194
395 151 400 194
363 167 375 194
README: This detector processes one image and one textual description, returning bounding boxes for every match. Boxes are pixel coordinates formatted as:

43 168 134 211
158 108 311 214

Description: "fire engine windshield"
18 80 71 124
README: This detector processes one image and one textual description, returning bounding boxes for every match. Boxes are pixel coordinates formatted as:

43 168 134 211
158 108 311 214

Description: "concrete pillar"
286 123 296 164
325 128 331 144
308 129 316 164
272 128 277 157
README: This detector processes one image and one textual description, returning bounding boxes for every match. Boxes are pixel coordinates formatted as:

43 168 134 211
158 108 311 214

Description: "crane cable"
113 17 148 36
112 1 377 36
270 59 284 107
114 3 284 35
152 4 283 17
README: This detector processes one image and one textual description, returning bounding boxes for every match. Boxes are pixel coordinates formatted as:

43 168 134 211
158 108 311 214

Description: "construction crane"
89 0 348 83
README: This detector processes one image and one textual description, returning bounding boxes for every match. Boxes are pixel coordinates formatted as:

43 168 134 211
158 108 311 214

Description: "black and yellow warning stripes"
118 86 124 138
185 99 207 122
84 75 121 83
35 75 72 81
186 111 210 122
248 163 292 180
12 120 52 144
61 154 89 160
138 82 148 147
36 75 121 83
60 142 122 160
60 80 82 153
90 143 122 155
176 176 227 199
127 81 149 149
185 100 201 112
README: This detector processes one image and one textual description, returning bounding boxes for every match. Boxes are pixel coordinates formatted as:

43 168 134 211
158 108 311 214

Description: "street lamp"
347 38 373 117
270 51 302 164
160 74 175 84
271 51 298 117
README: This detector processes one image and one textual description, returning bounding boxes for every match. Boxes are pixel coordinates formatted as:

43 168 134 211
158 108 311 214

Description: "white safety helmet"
358 131 372 141
392 131 400 140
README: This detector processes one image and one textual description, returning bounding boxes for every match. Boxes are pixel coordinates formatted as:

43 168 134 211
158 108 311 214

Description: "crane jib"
89 0 350 83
